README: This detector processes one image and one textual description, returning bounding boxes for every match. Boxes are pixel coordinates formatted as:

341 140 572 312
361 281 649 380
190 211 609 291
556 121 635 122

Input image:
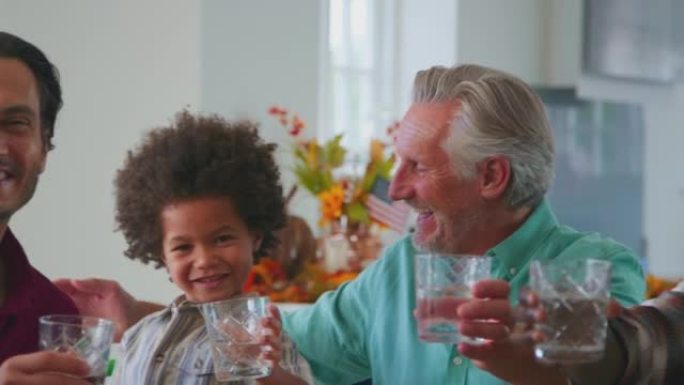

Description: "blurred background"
1 0 681 303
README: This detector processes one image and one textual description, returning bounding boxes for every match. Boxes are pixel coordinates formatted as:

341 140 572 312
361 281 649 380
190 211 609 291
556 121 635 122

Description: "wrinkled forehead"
395 102 459 155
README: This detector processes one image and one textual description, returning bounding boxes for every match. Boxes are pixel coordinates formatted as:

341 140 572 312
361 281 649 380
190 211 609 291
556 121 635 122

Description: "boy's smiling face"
161 196 261 303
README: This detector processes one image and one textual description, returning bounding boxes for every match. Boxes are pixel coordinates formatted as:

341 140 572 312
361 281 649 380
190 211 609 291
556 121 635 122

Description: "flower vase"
319 219 383 273
320 220 353 273
346 222 383 270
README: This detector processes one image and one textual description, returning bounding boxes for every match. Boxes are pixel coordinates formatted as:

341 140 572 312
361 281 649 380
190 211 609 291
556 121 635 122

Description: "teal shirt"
282 200 646 385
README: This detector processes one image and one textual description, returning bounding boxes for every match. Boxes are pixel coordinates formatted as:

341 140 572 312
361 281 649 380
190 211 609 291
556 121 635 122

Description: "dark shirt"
0 228 78 364
613 283 684 384
567 283 684 385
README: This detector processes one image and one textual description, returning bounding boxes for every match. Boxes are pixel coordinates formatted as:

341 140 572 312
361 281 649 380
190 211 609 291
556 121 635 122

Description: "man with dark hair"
0 32 90 385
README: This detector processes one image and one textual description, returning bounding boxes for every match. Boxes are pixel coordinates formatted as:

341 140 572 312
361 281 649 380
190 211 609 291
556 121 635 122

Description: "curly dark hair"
115 111 286 268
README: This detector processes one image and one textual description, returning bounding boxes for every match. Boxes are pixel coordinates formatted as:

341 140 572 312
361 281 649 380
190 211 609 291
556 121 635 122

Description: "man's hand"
53 278 162 342
0 351 90 385
457 280 568 385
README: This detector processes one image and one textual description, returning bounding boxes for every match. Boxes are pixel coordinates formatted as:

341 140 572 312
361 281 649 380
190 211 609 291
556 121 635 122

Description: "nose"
194 246 220 269
389 161 413 201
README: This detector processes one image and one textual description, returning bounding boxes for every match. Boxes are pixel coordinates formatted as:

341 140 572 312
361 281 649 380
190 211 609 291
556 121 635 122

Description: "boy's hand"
259 304 283 367
457 280 567 385
0 351 90 385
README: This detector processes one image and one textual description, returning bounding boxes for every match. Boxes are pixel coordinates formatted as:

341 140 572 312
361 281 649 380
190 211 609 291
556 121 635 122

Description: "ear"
477 156 511 200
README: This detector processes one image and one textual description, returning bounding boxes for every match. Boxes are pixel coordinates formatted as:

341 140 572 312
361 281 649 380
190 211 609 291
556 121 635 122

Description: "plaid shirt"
611 282 684 384
119 296 312 385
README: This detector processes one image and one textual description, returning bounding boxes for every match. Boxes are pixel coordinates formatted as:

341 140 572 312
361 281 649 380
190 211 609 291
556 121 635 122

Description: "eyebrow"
213 225 238 234
165 225 238 243
166 235 191 243
0 105 38 118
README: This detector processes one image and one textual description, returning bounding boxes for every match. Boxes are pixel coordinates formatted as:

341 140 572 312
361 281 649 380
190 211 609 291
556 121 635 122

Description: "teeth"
0 171 7 181
195 274 224 283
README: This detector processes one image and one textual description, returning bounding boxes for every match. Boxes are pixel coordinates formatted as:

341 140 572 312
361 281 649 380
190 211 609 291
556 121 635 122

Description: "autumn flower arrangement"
268 106 396 229
242 107 399 302
243 258 359 303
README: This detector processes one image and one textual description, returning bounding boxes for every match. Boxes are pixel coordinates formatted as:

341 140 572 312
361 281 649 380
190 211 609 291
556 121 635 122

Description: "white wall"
397 0 458 111
0 0 202 303
200 0 322 229
540 0 582 86
456 0 582 87
457 0 545 85
0 0 324 303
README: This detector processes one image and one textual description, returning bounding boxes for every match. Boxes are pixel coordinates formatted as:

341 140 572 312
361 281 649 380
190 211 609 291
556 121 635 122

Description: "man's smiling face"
0 58 47 222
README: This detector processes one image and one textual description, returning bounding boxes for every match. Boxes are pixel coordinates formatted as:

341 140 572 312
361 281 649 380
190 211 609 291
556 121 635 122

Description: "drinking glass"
200 296 271 381
530 258 612 364
414 253 492 343
39 315 114 385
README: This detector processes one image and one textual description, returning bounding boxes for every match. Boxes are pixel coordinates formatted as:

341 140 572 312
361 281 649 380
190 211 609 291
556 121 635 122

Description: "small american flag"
365 177 410 232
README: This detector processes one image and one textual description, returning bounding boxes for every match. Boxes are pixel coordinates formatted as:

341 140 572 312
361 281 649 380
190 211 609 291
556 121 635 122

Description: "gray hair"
412 64 554 209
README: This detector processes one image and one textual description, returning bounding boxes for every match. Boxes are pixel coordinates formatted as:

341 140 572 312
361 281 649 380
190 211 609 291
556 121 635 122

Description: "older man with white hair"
279 64 645 384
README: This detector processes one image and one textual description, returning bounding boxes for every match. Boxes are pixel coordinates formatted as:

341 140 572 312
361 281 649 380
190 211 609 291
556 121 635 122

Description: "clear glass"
530 259 612 364
39 315 114 385
414 254 492 344
200 296 271 381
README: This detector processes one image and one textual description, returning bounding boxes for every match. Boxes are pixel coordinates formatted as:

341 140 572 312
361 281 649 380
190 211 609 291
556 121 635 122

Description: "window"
321 0 398 171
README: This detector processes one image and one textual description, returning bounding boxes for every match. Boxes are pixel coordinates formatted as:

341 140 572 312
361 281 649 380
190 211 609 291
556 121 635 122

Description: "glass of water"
200 295 271 381
530 258 612 364
39 315 114 385
414 253 492 344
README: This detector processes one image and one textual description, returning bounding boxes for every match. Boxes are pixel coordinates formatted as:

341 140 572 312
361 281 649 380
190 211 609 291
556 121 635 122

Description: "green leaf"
293 146 308 164
345 201 370 224
294 166 320 194
319 171 334 191
323 134 346 168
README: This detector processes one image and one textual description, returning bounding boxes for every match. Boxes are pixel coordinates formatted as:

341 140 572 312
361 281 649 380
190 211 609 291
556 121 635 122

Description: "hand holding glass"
200 296 272 381
414 254 492 343
530 259 611 364
38 315 114 385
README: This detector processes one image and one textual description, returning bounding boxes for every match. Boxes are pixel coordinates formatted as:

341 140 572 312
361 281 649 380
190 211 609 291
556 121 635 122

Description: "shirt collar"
487 199 558 273
169 295 199 312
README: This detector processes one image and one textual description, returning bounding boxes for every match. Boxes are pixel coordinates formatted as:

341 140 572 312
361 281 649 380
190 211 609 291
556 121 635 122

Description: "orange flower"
646 274 679 299
318 185 345 225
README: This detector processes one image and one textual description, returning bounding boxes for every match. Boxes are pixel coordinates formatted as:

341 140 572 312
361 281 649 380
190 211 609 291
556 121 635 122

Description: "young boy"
115 111 310 384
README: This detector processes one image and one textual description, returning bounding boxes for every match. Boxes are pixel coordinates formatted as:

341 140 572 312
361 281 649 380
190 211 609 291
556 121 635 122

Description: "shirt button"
509 267 517 275
452 357 463 366
155 354 165 363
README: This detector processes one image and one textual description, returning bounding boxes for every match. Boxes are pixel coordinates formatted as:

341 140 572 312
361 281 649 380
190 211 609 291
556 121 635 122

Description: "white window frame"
319 0 400 175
